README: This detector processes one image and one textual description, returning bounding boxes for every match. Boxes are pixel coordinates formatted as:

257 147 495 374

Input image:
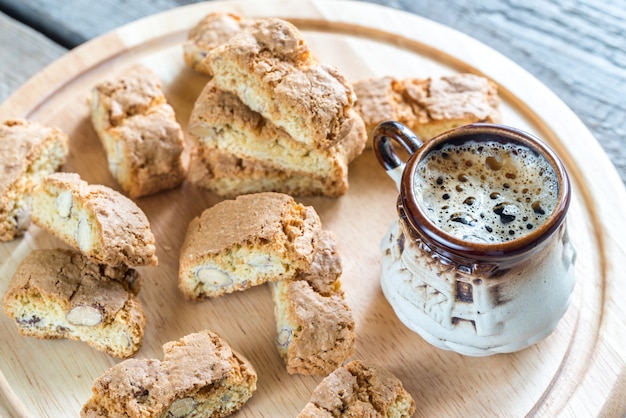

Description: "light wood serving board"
1 1 624 417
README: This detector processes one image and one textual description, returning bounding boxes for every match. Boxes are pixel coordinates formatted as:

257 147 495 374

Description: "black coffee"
414 140 558 243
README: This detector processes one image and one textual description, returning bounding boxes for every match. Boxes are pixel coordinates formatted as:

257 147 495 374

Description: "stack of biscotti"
3 172 158 358
179 192 355 375
186 16 367 197
89 65 186 199
0 119 69 241
353 73 502 146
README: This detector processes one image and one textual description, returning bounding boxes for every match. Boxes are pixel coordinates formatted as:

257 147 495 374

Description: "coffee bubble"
414 140 558 243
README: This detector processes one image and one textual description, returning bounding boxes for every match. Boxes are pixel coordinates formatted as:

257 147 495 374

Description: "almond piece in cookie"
206 18 357 149
2 248 146 358
298 360 416 417
183 12 253 75
31 172 157 267
90 65 186 198
178 192 321 299
353 73 502 146
271 230 355 375
0 119 69 241
81 330 257 417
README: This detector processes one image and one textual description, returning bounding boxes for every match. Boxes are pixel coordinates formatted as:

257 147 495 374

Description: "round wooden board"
1 1 624 417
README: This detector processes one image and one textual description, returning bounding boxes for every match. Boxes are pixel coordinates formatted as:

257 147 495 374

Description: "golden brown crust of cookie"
0 119 69 241
91 65 166 129
81 330 257 418
178 192 321 299
90 65 186 198
2 248 146 358
277 279 355 375
206 18 357 149
353 73 502 144
272 230 354 376
82 359 165 417
91 65 165 128
182 192 318 258
31 172 158 266
187 144 348 197
183 12 253 75
298 360 416 417
296 230 343 296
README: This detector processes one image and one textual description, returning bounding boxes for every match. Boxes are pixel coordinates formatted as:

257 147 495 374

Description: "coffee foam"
413 140 558 243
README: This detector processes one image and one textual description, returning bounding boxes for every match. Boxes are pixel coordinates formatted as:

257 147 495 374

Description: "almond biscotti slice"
271 230 355 375
206 18 357 149
187 145 337 197
298 360 416 417
81 330 257 418
178 192 321 299
2 248 146 358
183 12 253 75
186 120 366 198
31 172 157 266
0 119 69 241
90 65 186 198
353 73 502 146
187 82 367 197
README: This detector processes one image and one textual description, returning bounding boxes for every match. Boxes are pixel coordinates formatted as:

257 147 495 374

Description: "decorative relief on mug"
374 121 576 356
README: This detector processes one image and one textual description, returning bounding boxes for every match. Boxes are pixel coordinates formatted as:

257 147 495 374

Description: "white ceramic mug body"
380 218 576 356
373 121 576 356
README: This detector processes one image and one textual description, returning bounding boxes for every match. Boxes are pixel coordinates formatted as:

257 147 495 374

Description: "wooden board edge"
0 1 624 415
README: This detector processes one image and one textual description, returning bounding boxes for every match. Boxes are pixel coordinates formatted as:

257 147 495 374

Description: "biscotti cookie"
183 12 253 75
271 230 355 375
81 330 257 417
187 145 334 198
0 119 69 241
206 18 358 149
353 73 502 145
298 360 416 417
3 248 146 358
187 81 367 197
179 192 321 299
90 65 186 198
31 172 158 266
186 118 366 198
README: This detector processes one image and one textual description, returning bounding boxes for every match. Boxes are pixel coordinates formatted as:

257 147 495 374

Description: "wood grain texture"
0 12 66 101
0 0 624 186
0 1 624 417
377 0 626 184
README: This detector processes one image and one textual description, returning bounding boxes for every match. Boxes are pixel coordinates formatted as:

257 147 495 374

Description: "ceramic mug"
373 121 576 356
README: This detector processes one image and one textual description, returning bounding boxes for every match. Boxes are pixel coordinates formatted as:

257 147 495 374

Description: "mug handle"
372 121 423 190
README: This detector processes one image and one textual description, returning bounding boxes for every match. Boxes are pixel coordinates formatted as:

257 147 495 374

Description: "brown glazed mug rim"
379 122 571 264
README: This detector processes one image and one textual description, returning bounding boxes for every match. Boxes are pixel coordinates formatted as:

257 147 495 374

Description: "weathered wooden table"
0 1 625 417
1 0 625 184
